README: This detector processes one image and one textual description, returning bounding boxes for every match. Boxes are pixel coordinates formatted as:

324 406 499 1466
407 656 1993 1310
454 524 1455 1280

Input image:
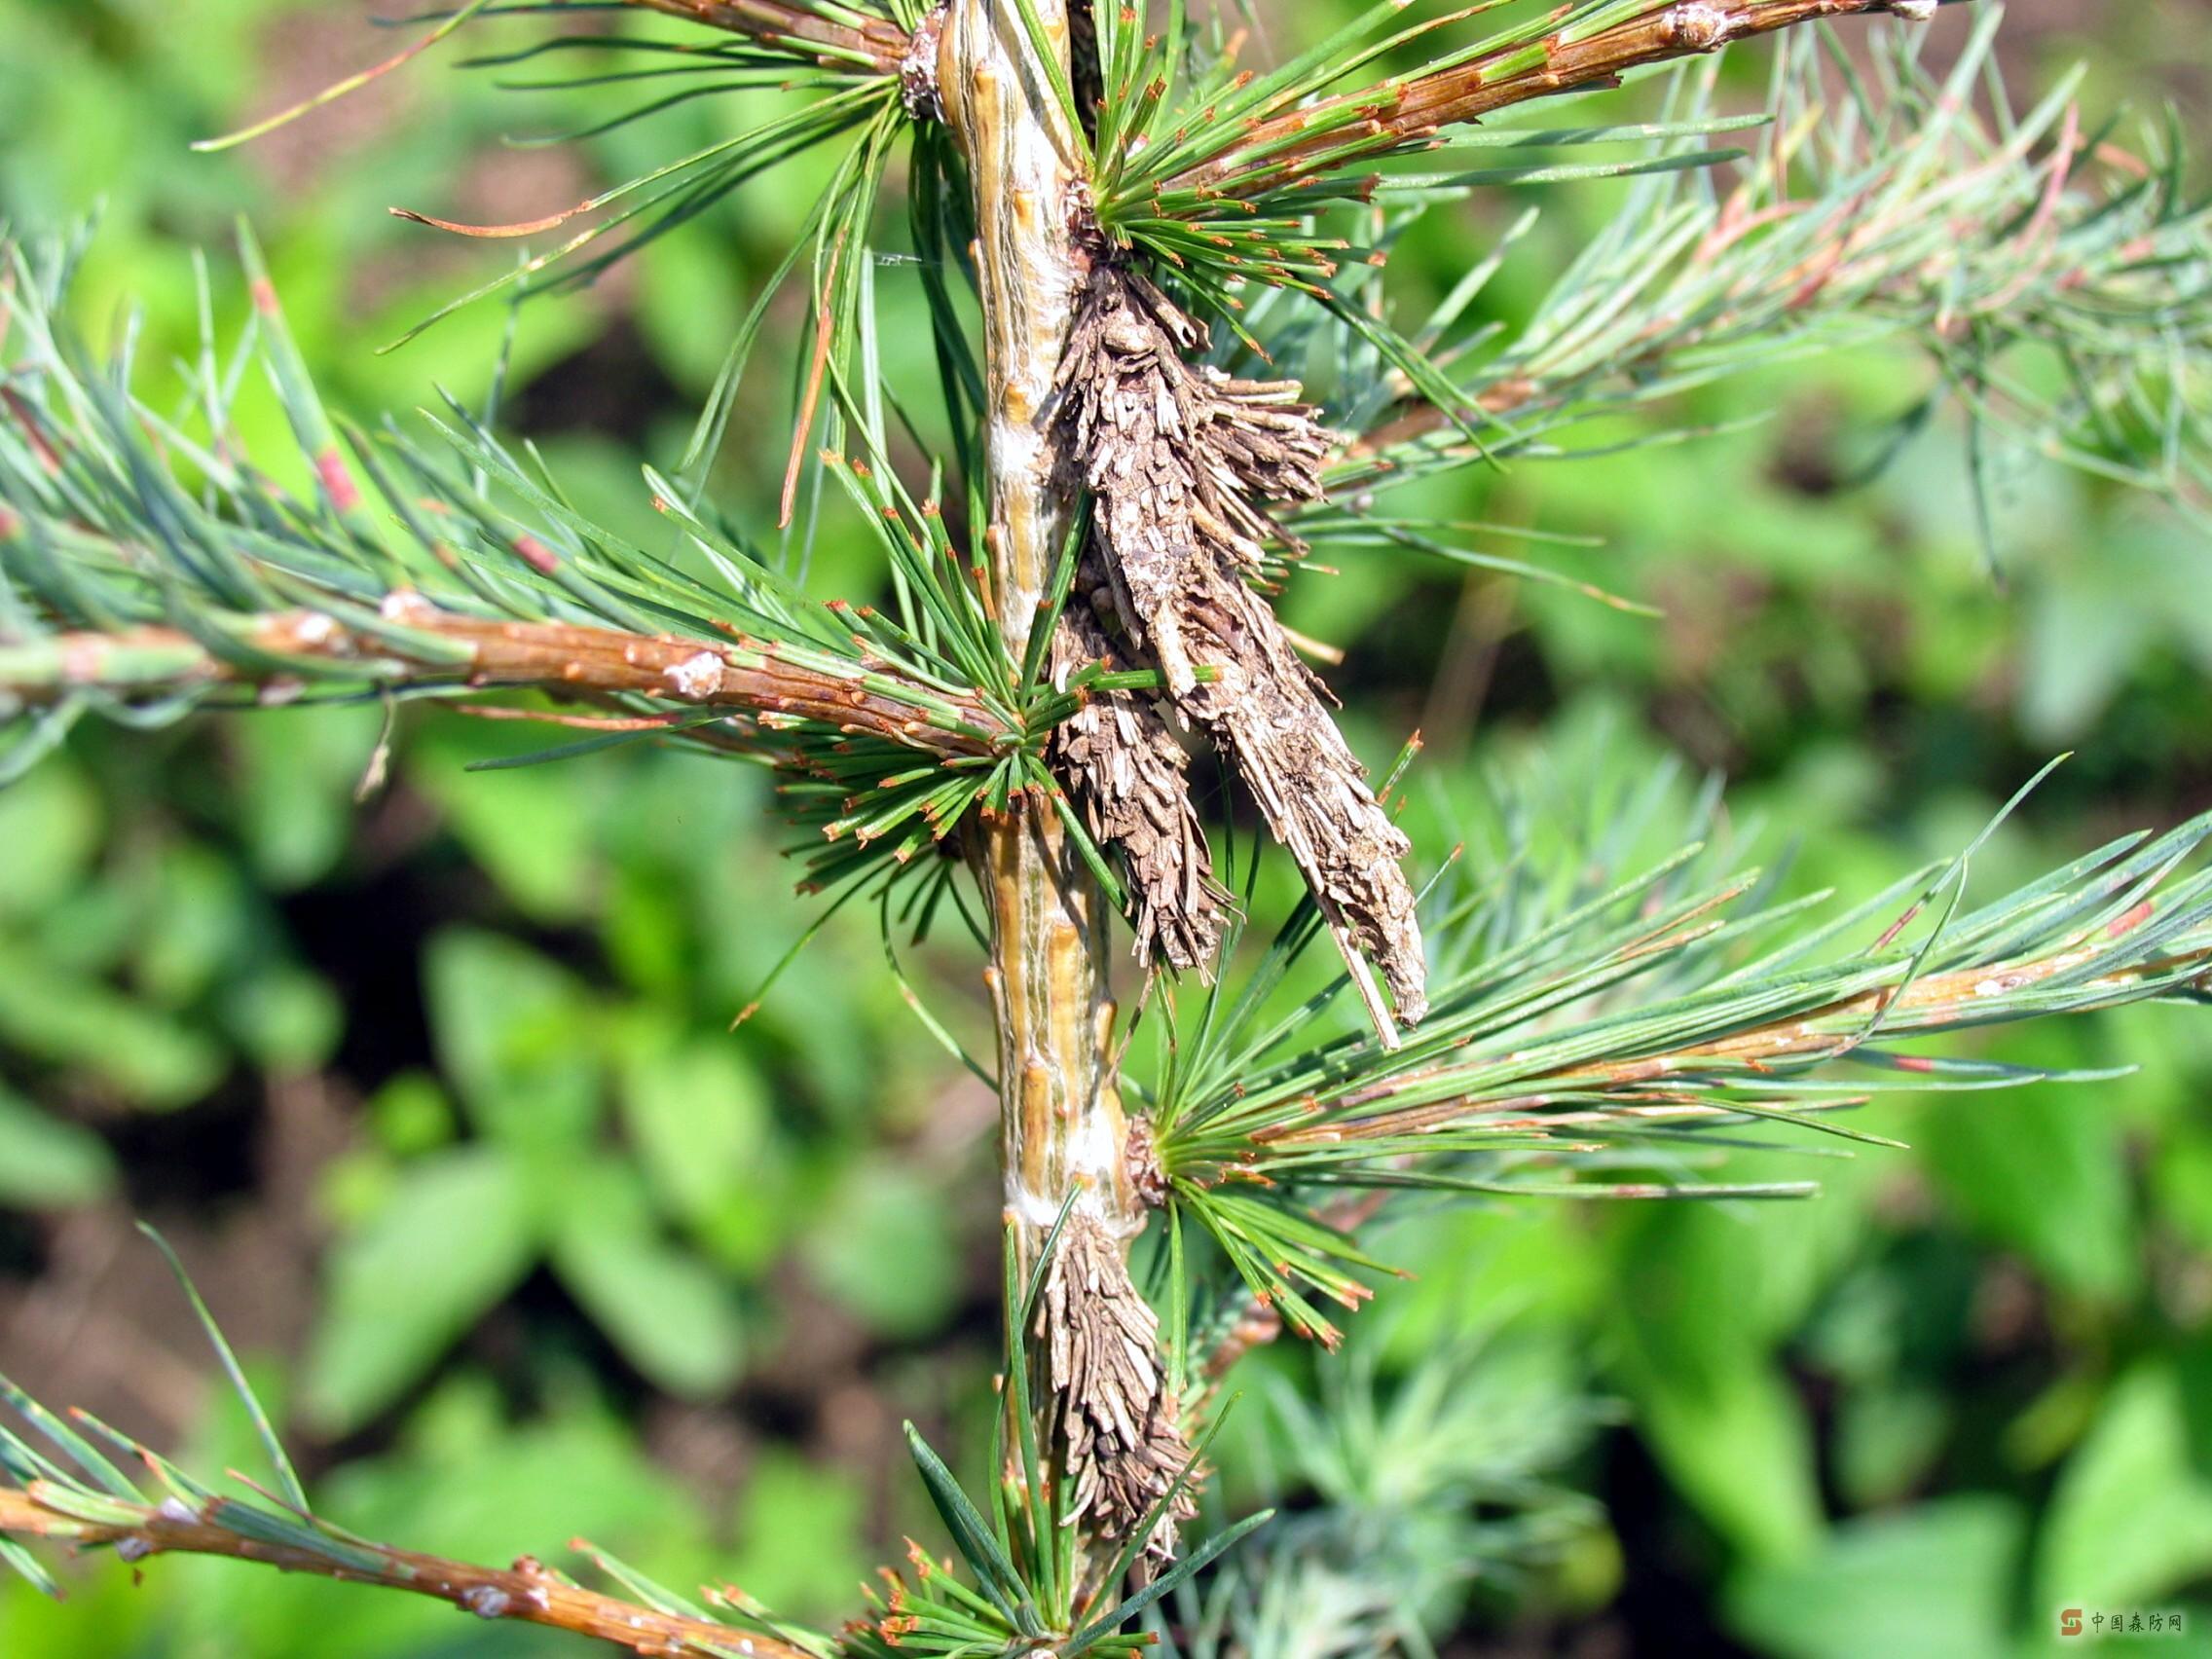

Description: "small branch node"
902 4 949 122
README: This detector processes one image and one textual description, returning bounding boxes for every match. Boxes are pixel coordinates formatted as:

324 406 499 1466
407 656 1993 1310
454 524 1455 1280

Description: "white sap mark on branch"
378 590 432 622
1890 0 1938 20
1064 1094 1124 1190
157 1497 200 1524
1011 1183 1071 1229
117 1535 153 1563
1664 2 1737 48
665 650 725 699
462 1586 512 1619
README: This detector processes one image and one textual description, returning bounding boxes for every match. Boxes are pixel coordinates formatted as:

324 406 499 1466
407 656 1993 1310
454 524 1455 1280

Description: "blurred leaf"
305 1145 538 1434
1918 1089 2138 1306
1832 1383 1951 1511
1634 1353 1824 1568
636 231 744 395
1727 1495 2025 1659
0 940 227 1107
1604 1177 1874 1379
132 845 251 1006
2037 1363 2212 1611
1799 1235 1979 1392
424 927 602 1146
804 1157 958 1340
316 1149 397 1234
0 762 99 920
2005 1366 2107 1474
0 1086 114 1210
728 1448 866 1622
227 705 382 890
2177 1336 2212 1481
2152 1128 2212 1259
606 863 696 998
1378 1205 1604 1361
2020 515 2212 743
549 1163 747 1398
1603 1196 1857 1564
219 964 342 1075
0 1553 149 1656
617 1018 768 1232
411 728 602 924
365 1071 457 1158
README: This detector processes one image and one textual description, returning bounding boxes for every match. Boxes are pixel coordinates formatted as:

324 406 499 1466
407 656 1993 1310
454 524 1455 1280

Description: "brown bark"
0 1487 793 1659
0 600 1006 757
1168 0 1942 199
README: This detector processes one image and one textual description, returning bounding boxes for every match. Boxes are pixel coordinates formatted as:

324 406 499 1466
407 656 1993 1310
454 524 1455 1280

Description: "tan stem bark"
940 0 1201 1580
936 0 1136 1255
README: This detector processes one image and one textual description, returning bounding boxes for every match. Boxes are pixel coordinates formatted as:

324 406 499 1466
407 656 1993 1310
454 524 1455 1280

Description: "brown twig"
1337 94 2126 477
0 1487 801 1659
0 598 1008 759
1170 0 1941 199
1318 930 2211 1139
623 0 911 74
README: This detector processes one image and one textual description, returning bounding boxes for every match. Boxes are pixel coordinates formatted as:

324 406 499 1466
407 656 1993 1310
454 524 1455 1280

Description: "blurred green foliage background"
3 1 2211 1654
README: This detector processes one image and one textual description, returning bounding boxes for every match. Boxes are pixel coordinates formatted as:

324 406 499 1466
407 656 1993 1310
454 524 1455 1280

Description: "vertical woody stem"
940 0 1201 1585
941 1 1196 1579
935 9 1136 1306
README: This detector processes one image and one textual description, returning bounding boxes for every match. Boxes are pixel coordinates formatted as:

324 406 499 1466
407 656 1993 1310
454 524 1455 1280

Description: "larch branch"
0 1487 800 1659
1249 916 2212 1157
623 0 912 73
1171 0 1944 197
0 600 1007 758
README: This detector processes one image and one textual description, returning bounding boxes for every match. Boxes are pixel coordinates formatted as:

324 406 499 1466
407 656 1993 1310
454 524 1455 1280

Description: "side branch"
1297 940 2212 1147
0 1487 798 1659
624 0 912 72
1331 40 2206 506
0 602 1007 758
1172 0 1944 195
